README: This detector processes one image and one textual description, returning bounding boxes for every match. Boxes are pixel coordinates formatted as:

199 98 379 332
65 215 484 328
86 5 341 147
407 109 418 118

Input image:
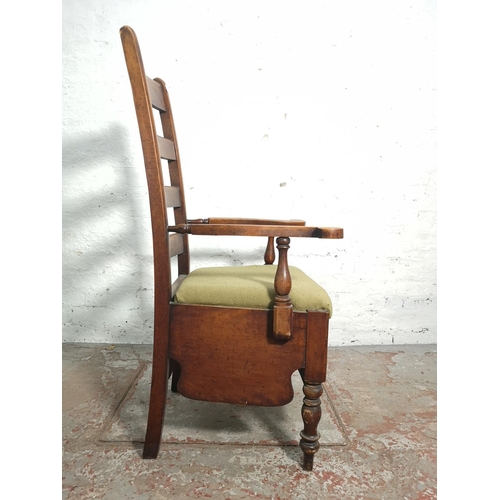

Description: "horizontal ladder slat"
147 77 166 111
157 136 176 160
165 186 181 207
169 233 185 257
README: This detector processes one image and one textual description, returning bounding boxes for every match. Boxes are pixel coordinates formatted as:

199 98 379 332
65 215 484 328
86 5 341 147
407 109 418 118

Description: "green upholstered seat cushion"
174 265 332 317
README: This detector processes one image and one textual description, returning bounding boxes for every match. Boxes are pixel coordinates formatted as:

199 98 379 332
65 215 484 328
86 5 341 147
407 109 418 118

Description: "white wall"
62 0 436 345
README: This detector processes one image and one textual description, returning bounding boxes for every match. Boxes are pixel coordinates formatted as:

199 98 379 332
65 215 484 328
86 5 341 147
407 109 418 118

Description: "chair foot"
142 357 170 459
299 382 323 471
143 410 164 459
143 442 160 459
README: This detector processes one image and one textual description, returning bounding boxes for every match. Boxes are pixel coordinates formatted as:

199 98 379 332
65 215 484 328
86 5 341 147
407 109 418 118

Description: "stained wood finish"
155 77 190 276
299 311 329 470
169 304 307 405
147 77 167 111
207 217 306 226
165 186 181 207
157 136 176 160
120 26 172 459
120 25 344 470
300 383 323 471
273 237 293 341
169 223 343 239
303 310 329 384
264 237 275 264
168 233 185 257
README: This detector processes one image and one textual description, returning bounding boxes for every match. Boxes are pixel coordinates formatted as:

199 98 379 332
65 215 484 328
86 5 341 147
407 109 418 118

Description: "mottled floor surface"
62 343 436 499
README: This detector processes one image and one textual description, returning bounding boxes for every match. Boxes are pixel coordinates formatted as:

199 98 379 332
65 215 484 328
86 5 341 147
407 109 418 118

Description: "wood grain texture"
273 237 293 340
120 26 174 459
300 383 323 471
164 186 181 207
147 77 166 111
264 236 276 264
207 217 306 226
303 310 329 384
157 136 176 160
155 77 191 276
169 304 307 406
169 233 185 257
169 223 344 239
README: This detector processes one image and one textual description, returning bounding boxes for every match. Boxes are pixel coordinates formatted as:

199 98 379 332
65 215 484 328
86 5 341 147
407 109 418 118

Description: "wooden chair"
120 25 343 471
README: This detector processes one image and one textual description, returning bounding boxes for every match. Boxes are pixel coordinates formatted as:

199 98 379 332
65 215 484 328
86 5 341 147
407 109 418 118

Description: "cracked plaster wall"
62 0 437 345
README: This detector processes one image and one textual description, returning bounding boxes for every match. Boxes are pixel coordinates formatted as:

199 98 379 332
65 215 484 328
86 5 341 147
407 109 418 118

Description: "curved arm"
205 217 306 226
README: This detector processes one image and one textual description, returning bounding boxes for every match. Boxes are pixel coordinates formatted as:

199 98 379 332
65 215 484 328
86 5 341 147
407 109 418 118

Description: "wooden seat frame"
120 25 343 471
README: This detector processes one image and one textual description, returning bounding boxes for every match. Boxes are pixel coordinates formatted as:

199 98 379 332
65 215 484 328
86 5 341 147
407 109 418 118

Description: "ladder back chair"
120 25 343 470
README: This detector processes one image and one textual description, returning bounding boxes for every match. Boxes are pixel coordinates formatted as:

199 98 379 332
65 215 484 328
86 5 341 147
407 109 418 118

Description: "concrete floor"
62 343 437 499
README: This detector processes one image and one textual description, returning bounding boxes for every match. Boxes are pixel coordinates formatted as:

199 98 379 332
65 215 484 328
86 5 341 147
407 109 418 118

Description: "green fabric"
174 265 332 317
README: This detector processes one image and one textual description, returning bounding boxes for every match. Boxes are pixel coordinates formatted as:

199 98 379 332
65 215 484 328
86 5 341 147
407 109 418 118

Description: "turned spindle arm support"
273 236 293 341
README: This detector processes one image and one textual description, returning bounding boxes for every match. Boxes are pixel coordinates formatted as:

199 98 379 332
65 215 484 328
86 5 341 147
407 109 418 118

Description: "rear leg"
143 356 169 459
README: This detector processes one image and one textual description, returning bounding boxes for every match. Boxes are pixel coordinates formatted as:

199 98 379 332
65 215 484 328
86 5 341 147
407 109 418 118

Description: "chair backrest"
120 26 190 302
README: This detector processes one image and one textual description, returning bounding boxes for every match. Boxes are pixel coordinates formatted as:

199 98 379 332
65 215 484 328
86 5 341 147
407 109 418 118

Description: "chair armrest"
187 218 306 226
169 223 344 239
208 218 306 226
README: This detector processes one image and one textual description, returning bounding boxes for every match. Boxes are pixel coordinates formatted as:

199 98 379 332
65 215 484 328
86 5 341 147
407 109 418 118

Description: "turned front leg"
300 382 323 471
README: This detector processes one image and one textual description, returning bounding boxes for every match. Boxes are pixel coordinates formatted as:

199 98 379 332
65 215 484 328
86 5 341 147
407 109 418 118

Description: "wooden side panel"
168 304 307 406
303 310 329 384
